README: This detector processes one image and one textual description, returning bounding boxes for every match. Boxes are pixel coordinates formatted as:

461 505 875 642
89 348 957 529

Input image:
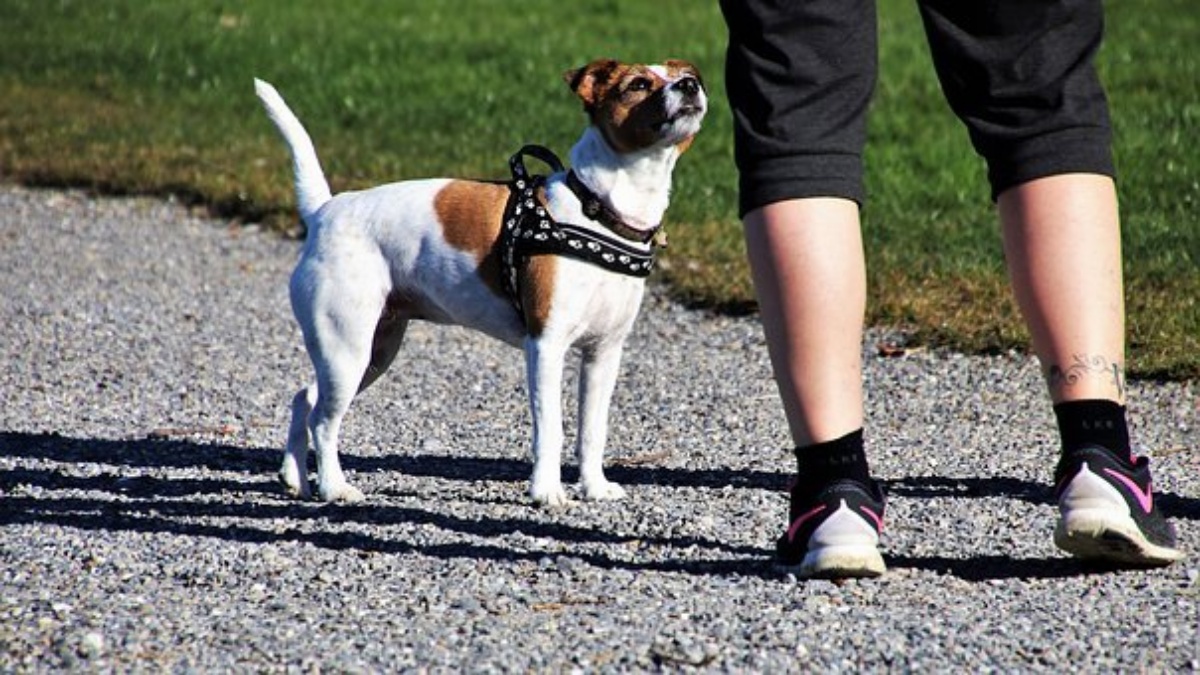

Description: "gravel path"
1 185 1196 671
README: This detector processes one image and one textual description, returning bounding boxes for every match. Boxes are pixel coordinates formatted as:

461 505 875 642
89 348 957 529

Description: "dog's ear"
564 58 620 111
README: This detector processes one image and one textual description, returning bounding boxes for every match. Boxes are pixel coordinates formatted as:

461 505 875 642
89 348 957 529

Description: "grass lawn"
0 0 1195 379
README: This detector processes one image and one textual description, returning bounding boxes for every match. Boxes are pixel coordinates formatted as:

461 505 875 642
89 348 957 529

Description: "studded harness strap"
500 145 658 316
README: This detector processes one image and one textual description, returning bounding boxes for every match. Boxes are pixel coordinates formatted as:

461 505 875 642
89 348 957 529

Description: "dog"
254 58 706 505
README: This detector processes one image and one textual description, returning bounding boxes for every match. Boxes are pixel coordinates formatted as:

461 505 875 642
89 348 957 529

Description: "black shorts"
720 0 1116 216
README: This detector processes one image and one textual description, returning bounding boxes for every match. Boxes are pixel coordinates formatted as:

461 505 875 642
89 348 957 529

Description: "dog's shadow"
3 430 1195 582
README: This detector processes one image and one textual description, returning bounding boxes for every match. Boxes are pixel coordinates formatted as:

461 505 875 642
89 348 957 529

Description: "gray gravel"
0 184 1196 672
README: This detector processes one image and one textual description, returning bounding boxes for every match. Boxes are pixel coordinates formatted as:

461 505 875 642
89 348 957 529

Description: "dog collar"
565 170 662 245
500 145 657 316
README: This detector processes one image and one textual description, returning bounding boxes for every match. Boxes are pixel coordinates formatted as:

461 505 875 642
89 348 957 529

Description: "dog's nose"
674 77 701 97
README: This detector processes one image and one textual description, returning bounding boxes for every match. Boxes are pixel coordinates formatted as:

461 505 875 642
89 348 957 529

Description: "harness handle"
509 144 565 180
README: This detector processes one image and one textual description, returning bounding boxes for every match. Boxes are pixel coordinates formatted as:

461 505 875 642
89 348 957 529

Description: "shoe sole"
1055 509 1184 566
779 544 886 580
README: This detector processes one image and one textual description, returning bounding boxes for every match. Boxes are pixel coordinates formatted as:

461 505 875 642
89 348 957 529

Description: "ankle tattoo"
1046 353 1126 400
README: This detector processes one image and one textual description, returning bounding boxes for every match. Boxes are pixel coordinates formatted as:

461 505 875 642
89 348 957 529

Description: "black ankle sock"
793 428 870 489
1053 399 1131 458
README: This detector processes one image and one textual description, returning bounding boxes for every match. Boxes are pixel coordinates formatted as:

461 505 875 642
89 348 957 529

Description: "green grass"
1 0 1195 378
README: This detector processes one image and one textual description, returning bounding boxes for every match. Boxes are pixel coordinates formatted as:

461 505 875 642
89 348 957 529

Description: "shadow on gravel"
4 431 1196 583
886 554 1098 581
0 431 775 578
884 475 1054 505
883 474 1199 526
350 453 796 493
2 430 276 472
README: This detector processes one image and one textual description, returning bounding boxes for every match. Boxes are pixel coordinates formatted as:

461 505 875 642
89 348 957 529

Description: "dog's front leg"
576 341 628 501
525 337 570 506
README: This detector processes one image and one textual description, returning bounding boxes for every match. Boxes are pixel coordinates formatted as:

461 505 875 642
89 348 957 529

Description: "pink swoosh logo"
859 505 884 532
786 504 827 542
1103 468 1153 514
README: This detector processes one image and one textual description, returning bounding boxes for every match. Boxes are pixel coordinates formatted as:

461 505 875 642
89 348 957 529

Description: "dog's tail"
254 78 333 224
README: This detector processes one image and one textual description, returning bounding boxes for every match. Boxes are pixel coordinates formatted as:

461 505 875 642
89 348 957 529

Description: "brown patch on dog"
664 59 702 84
518 255 558 337
435 179 560 334
564 59 619 112
433 180 509 299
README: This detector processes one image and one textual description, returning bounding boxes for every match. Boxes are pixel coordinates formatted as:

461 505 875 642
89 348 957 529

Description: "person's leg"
743 198 866 448
920 0 1181 564
721 0 885 578
998 173 1125 404
998 174 1182 564
745 199 885 577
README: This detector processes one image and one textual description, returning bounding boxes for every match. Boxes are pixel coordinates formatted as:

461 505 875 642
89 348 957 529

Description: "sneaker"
1054 445 1184 566
777 478 886 579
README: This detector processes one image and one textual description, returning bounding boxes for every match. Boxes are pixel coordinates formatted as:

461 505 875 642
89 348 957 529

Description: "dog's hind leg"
307 342 373 503
281 383 317 498
285 303 405 502
296 273 389 503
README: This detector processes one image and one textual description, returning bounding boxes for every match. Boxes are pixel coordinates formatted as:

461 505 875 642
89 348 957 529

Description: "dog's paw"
281 479 313 501
278 467 312 500
530 482 573 508
582 479 627 501
318 481 365 504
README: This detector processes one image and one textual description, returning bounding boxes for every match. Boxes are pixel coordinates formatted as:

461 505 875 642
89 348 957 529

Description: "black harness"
500 145 659 315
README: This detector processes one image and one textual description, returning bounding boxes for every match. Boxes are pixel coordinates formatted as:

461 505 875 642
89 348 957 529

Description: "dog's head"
564 59 706 155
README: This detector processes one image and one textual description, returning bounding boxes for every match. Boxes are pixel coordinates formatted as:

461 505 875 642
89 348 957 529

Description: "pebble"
0 185 1195 671
78 632 104 659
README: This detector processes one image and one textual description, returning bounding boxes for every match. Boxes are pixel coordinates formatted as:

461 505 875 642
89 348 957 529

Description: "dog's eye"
627 77 652 93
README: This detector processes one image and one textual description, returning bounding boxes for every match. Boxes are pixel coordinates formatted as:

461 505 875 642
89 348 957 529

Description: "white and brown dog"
254 59 706 505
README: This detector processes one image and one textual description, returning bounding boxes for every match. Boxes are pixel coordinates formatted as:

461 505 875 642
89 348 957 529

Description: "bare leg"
998 173 1126 403
743 197 867 447
747 197 884 578
1002 173 1182 564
